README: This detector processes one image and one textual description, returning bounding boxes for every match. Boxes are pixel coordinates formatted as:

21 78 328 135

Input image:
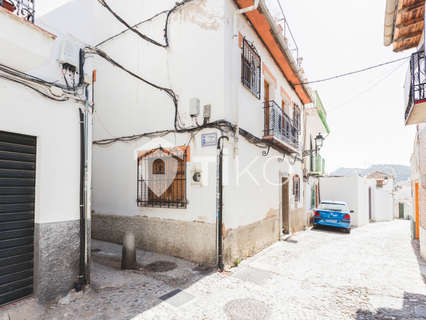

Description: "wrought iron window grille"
241 37 261 99
137 147 187 209
0 0 35 23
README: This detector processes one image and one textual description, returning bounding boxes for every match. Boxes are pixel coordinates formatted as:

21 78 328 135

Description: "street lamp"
314 133 325 152
303 132 326 157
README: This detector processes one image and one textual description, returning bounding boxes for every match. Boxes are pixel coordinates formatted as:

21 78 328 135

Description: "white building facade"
303 91 329 218
43 0 317 266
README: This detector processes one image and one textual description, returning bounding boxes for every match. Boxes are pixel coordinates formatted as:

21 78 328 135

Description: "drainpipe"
233 0 260 158
77 107 85 289
217 135 229 271
76 49 92 289
82 84 92 284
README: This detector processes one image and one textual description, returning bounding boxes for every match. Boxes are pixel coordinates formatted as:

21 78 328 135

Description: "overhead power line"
297 56 410 85
329 60 407 112
96 0 193 48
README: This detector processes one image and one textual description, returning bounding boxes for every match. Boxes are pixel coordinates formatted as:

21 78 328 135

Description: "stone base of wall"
291 208 309 233
420 227 426 261
223 213 279 266
34 220 80 303
92 214 216 265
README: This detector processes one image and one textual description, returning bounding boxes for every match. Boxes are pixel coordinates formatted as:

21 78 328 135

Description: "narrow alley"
3 220 424 320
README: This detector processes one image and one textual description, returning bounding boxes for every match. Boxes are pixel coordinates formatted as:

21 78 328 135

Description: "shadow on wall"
354 292 426 319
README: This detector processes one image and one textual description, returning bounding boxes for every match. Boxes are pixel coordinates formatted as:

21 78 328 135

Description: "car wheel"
346 228 351 234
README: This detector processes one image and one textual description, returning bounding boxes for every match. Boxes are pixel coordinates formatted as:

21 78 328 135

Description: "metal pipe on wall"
216 135 229 271
76 49 93 288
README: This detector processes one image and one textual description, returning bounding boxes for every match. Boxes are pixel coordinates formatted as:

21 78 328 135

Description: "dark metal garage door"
0 131 36 306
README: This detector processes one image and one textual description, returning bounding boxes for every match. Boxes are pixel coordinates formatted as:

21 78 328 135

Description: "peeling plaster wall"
92 213 216 265
223 212 279 266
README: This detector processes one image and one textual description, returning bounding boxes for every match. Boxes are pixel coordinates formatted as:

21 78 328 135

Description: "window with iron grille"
293 104 301 132
241 38 261 99
293 175 300 202
137 147 187 208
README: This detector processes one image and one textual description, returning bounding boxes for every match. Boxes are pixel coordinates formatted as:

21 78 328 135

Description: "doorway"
399 202 404 219
0 131 36 306
264 80 270 135
282 177 290 234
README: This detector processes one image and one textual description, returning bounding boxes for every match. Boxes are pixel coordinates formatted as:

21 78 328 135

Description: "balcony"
0 0 34 23
263 100 299 153
404 50 426 125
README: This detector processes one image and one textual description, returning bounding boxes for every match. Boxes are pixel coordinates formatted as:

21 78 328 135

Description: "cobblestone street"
2 220 425 320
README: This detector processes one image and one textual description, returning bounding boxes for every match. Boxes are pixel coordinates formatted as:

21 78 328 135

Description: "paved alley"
2 220 426 320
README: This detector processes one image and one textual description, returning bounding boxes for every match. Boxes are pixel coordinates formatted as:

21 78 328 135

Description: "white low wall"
319 176 369 227
371 188 393 222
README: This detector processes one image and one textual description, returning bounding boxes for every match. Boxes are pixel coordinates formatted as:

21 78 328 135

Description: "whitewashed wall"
371 188 394 222
41 0 307 232
222 0 305 230
319 176 369 227
0 9 81 224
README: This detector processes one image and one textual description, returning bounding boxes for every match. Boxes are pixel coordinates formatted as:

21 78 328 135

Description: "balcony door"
264 80 270 136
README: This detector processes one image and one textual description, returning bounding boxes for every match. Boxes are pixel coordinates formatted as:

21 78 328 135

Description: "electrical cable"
0 63 75 92
96 0 192 49
0 74 69 102
296 56 410 85
85 46 182 131
95 9 169 47
329 60 407 112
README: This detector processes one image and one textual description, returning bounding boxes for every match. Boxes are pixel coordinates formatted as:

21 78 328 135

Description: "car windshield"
319 202 348 212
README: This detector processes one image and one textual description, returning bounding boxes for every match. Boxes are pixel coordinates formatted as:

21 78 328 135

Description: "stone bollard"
121 231 137 270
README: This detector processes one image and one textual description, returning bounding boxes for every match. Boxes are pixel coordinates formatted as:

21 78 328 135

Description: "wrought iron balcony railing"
263 100 299 149
404 50 426 124
0 0 34 23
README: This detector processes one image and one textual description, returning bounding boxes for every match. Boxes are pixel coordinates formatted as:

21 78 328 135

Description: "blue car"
313 200 353 233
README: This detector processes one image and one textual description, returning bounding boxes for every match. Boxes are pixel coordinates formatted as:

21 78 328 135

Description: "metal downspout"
76 49 92 288
217 136 229 271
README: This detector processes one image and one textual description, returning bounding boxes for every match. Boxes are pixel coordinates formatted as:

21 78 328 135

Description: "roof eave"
259 0 313 104
384 0 398 46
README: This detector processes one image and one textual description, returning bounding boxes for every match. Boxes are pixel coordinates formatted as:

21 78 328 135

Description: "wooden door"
264 80 270 136
282 177 290 234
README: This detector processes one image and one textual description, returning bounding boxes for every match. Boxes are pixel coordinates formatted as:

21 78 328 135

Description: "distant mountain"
330 164 410 182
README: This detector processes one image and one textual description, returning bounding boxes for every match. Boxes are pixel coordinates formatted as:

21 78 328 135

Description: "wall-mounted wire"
96 0 193 49
0 74 69 102
85 46 183 131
